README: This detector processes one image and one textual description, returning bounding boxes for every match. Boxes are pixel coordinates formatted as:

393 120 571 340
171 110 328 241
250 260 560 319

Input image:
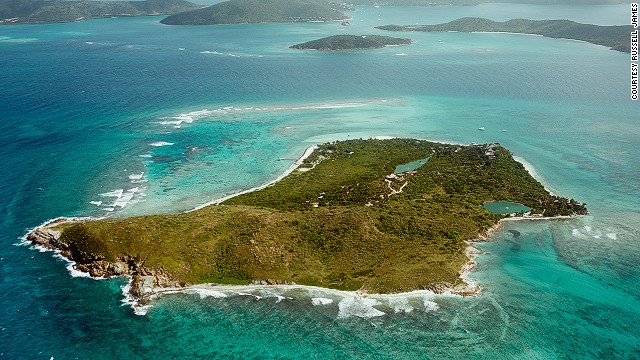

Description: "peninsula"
290 35 411 50
28 139 586 304
160 0 349 25
0 0 202 24
377 17 634 53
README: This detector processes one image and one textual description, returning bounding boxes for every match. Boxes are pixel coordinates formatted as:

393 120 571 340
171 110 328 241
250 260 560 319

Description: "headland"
377 17 634 53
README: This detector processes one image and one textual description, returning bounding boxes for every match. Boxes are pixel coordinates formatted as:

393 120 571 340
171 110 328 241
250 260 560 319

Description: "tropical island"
27 139 586 304
290 35 411 50
160 0 349 25
0 0 201 24
377 17 634 53
350 0 627 5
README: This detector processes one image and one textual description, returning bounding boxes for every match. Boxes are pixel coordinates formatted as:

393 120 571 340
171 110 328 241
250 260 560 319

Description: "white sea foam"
133 305 152 316
149 141 174 147
200 50 263 58
571 229 587 238
311 297 334 306
89 201 103 206
388 297 413 313
158 100 388 130
188 289 228 299
100 189 124 198
577 225 603 239
112 187 139 208
173 115 194 123
65 262 92 278
32 244 51 252
128 172 144 180
424 299 439 312
237 292 263 299
52 253 105 280
606 233 617 240
156 109 223 127
121 279 152 316
85 41 111 46
159 120 181 125
98 187 142 210
254 289 292 303
139 154 152 158
337 297 386 319
200 50 240 57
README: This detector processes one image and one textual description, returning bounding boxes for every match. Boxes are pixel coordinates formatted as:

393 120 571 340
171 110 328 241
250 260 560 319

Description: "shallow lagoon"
395 157 430 173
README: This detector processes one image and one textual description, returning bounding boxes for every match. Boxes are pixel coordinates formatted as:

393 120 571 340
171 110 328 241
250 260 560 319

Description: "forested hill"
32 139 586 296
290 35 411 50
0 0 202 24
349 0 627 5
377 17 633 53
160 0 349 25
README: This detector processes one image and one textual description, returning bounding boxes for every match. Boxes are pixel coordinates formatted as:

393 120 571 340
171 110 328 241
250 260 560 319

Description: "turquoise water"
395 157 429 173
1 4 639 359
482 201 531 215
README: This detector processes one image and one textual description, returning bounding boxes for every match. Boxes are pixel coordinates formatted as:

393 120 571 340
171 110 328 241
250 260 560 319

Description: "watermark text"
631 3 638 100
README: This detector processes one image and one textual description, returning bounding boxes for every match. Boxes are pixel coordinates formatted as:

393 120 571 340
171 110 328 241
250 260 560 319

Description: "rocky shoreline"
24 212 581 312
26 216 482 312
26 218 179 306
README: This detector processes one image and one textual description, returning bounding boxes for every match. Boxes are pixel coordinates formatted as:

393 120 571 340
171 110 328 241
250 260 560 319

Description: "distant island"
0 0 202 24
28 139 587 304
160 0 349 25
290 35 411 50
377 17 634 53
349 0 627 5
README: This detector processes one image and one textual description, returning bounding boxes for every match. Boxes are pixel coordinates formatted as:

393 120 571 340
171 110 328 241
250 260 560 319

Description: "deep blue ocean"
1 4 639 359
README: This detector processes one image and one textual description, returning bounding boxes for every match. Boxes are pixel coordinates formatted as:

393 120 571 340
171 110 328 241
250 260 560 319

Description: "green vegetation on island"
32 139 587 296
349 0 627 5
290 34 411 50
377 17 634 53
160 0 349 25
0 0 202 24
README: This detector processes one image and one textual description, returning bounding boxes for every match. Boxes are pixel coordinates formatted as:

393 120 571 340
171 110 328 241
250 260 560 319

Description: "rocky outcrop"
252 279 297 286
26 219 179 305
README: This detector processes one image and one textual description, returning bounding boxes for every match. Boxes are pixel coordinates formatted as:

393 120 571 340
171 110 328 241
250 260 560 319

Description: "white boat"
478 127 485 131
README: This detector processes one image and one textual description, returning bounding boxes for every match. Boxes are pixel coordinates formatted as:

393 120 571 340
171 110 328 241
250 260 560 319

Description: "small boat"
478 127 485 131
341 21 351 26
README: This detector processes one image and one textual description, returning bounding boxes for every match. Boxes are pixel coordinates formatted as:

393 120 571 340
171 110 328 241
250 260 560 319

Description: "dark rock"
508 229 521 238
26 221 180 306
